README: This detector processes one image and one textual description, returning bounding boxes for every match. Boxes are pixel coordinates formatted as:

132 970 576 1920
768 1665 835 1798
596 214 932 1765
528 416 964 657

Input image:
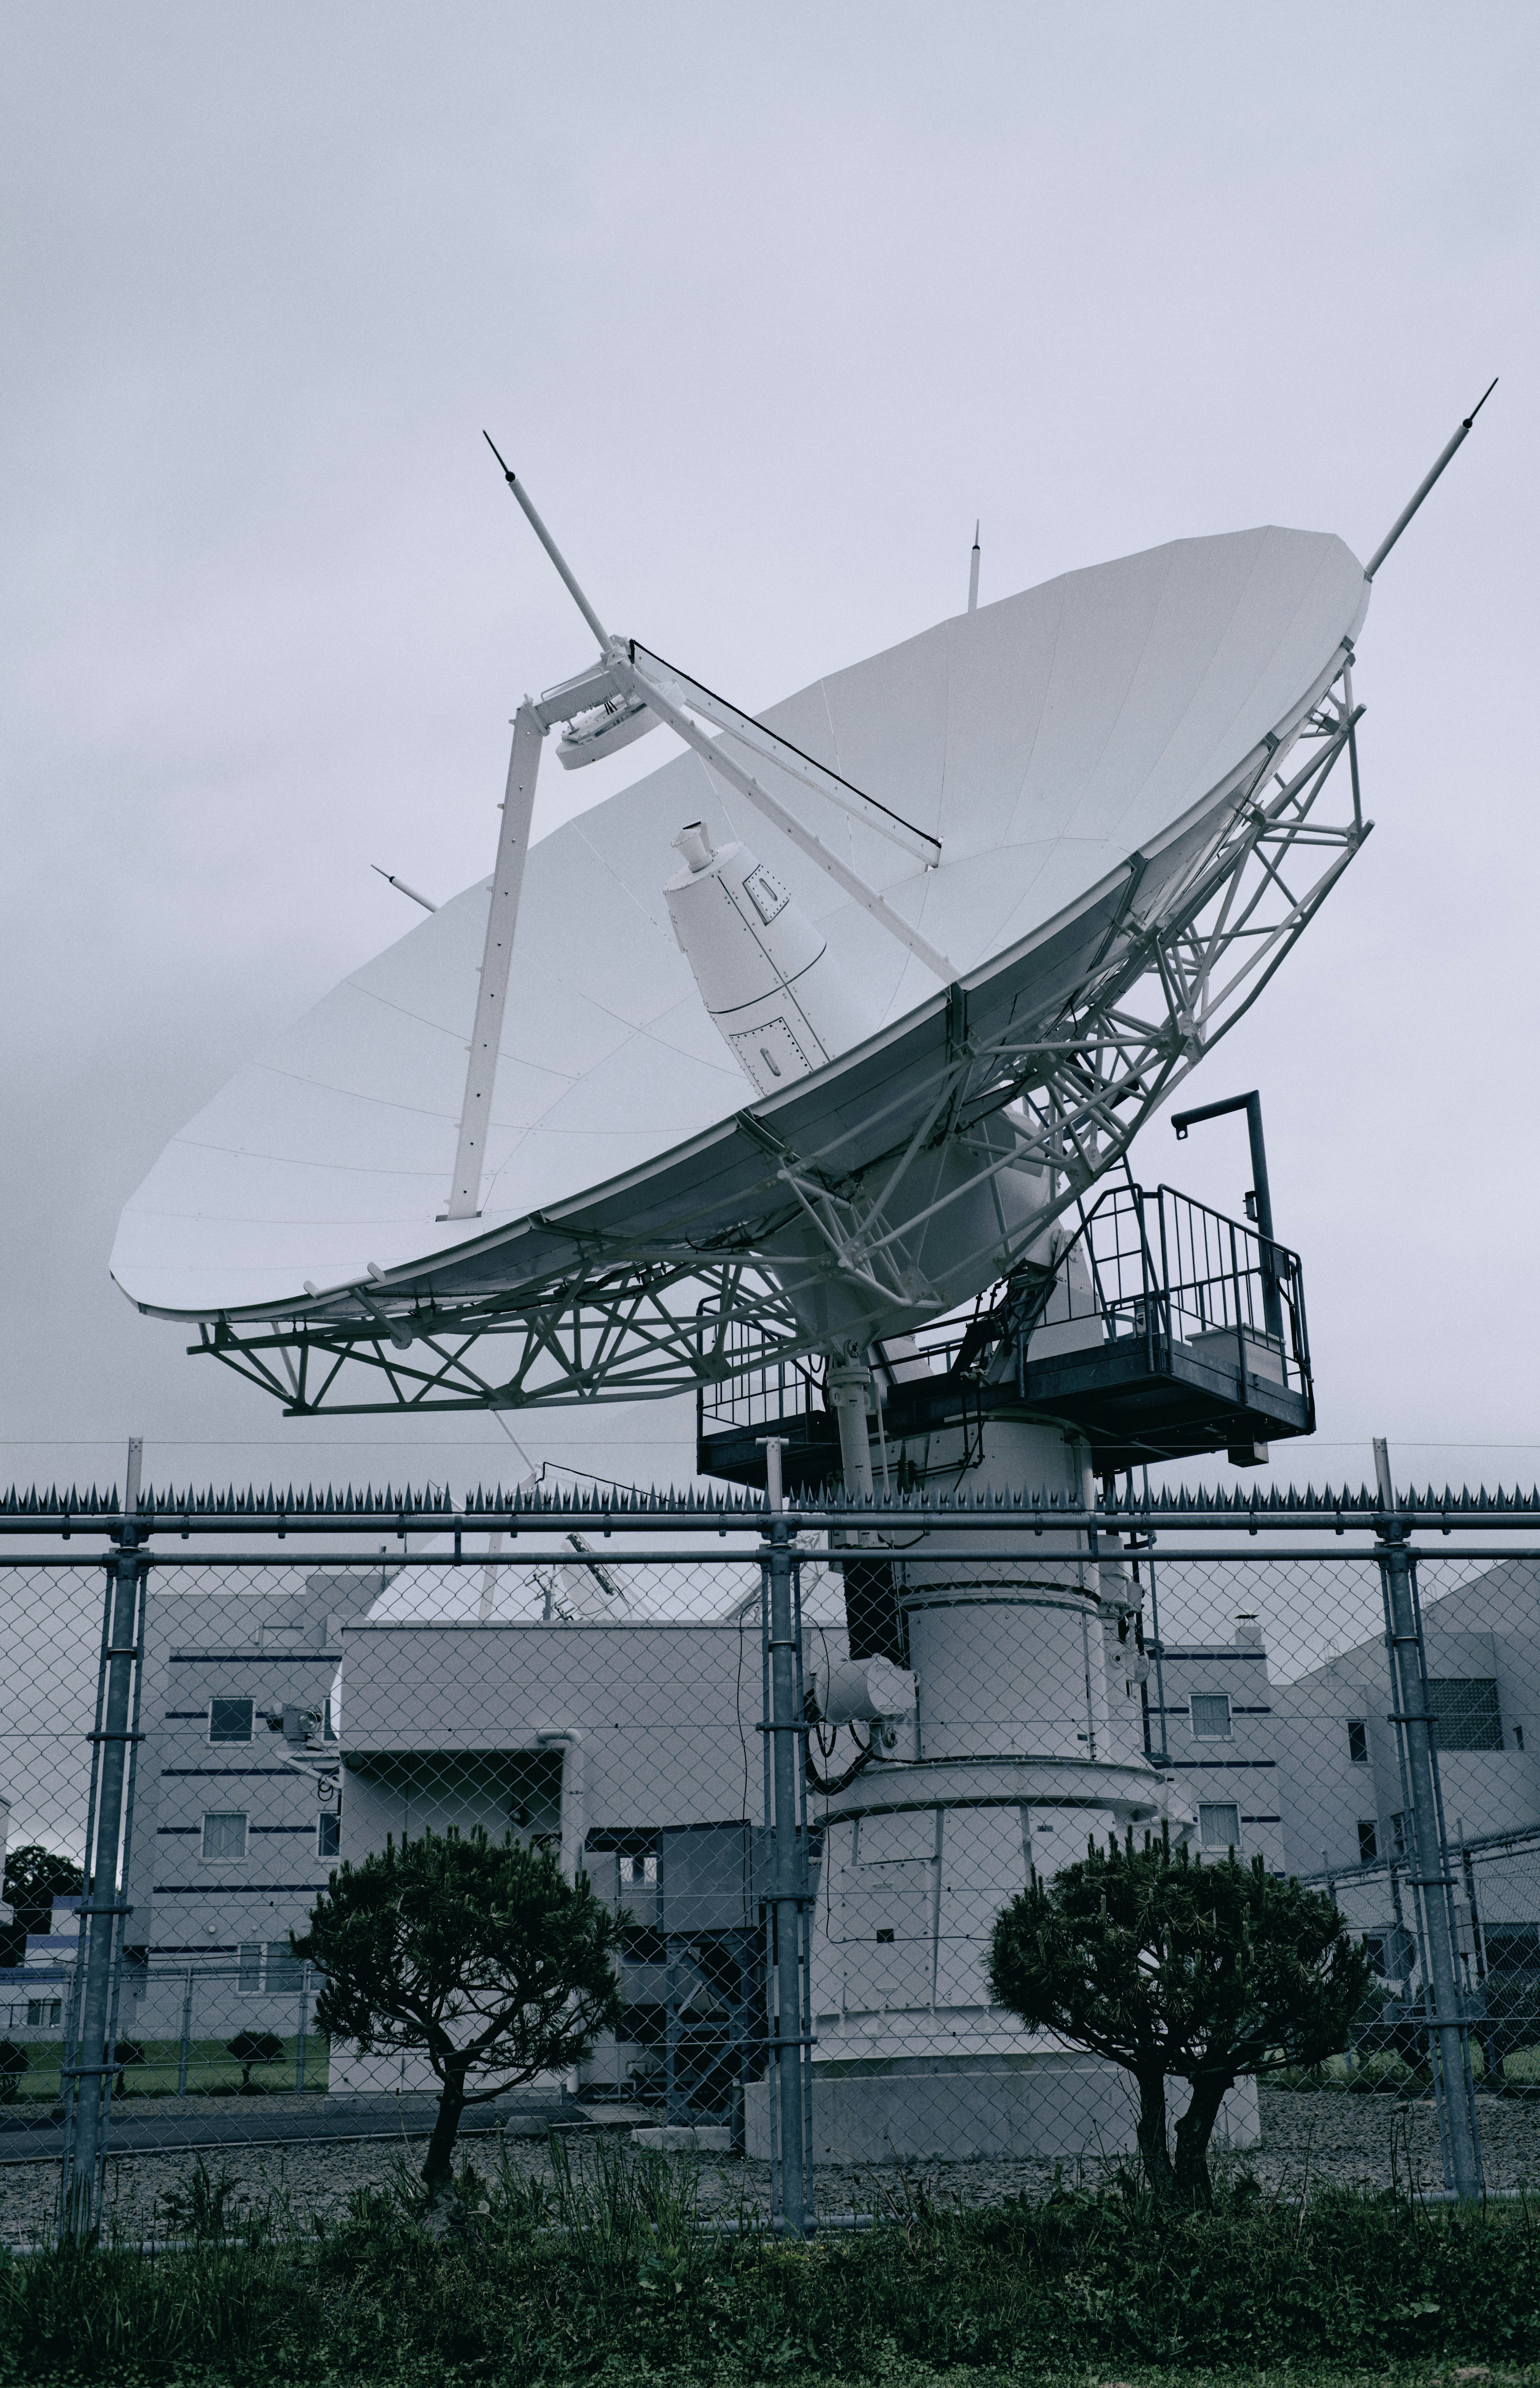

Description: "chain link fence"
5 1485 1540 2245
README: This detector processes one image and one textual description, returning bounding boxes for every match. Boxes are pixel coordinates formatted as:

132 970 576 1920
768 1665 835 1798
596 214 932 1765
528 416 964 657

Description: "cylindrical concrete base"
744 2063 1260 2165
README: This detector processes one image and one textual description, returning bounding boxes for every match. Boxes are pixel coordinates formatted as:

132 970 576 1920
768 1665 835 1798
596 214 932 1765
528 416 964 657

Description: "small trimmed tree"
294 1827 623 2195
989 1830 1374 2206
0 1845 84 1970
226 2030 284 2090
111 2038 146 2094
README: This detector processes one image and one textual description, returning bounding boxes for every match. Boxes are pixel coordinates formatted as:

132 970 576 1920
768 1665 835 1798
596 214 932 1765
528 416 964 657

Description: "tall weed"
4 2162 1540 2382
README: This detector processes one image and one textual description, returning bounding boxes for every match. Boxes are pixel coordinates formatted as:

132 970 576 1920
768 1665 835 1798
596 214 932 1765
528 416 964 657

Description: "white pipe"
371 865 438 913
536 1730 586 1883
444 702 545 1221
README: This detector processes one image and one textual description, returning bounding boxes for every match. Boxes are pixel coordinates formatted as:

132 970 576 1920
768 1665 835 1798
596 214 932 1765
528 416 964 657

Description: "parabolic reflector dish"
112 524 1370 1404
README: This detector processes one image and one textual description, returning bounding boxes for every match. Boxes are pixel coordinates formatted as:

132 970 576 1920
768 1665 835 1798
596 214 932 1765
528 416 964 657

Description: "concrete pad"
630 2125 733 2153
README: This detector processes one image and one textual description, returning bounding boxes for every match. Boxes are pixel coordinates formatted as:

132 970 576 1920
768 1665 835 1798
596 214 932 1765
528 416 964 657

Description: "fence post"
177 1967 194 2096
1373 1436 1483 2198
296 1961 312 2092
59 1438 148 2238
761 1440 811 2235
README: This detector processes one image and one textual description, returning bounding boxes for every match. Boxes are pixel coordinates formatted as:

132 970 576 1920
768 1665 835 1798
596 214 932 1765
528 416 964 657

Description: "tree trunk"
1171 2069 1234 2208
1134 2063 1176 2201
422 2068 468 2196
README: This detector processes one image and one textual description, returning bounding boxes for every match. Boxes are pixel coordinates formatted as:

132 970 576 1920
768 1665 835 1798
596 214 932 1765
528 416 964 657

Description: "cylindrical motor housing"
664 822 866 1096
813 1655 917 1724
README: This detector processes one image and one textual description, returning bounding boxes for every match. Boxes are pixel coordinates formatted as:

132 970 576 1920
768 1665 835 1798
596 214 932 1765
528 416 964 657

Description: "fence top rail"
6 1479 1540 1539
4 1543 1540 1570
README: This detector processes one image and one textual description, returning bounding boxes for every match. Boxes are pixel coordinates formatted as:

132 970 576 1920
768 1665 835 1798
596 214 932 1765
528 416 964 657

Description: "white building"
1150 1614 1286 1875
118 1568 378 2050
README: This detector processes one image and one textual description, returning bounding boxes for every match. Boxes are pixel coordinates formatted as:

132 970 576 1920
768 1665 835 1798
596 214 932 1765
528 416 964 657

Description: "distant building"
1272 1558 1540 1881
333 1610 771 2098
1148 1614 1285 1874
118 1569 378 2045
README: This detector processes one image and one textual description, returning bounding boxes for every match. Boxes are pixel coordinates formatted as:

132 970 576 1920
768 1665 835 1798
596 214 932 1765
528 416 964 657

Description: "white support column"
536 1730 586 1884
444 703 545 1221
827 1352 876 1502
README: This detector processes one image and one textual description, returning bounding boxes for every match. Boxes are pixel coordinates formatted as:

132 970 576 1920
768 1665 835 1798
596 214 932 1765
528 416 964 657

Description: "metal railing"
1043 1180 1312 1399
698 1181 1312 1446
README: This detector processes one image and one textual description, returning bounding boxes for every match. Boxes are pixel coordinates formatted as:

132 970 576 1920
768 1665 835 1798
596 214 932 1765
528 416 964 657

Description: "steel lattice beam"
194 674 1367 1415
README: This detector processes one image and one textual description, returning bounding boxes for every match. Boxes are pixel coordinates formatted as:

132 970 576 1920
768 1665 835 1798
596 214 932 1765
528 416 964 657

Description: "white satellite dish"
110 398 1492 1416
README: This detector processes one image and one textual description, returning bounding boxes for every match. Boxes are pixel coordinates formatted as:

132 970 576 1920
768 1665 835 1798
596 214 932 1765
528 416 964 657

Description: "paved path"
0 2094 650 2166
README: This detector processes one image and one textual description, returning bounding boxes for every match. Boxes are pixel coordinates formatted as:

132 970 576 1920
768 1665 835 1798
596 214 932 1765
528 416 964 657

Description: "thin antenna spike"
1364 380 1497 581
482 432 611 652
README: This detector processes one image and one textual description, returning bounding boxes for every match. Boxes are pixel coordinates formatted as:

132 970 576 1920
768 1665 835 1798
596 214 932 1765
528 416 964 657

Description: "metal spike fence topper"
9 1476 1540 1536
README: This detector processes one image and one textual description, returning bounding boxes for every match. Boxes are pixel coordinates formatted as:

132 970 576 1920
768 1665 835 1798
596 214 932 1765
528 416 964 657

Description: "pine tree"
294 1828 623 2194
989 1829 1374 2204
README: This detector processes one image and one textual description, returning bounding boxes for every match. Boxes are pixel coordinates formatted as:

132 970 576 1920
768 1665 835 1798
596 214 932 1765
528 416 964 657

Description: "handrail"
695 1177 1312 1440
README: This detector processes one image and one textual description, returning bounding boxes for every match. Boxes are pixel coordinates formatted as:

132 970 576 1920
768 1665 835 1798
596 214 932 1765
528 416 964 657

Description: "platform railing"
697 1181 1313 1443
1056 1182 1313 1403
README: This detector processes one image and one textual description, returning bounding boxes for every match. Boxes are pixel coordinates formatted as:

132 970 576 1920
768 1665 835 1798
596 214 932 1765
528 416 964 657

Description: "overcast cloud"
3 3 1537 1505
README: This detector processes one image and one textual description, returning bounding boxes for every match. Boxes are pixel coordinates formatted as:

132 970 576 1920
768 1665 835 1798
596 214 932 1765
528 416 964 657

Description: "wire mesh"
6 1505 1540 2246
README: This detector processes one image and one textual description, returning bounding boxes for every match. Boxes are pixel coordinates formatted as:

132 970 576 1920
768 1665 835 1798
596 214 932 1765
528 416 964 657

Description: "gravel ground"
6 2090 1539 2247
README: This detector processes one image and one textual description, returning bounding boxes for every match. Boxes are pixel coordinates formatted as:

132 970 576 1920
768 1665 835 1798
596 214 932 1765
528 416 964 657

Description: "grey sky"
3 3 1537 1503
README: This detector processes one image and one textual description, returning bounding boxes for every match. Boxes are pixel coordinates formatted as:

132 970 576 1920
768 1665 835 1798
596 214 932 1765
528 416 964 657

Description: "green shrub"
1346 2049 1416 2093
4 2167 1540 2382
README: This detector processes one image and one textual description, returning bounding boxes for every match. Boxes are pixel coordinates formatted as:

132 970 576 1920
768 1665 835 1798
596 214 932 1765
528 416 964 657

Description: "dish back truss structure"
195 664 1366 1418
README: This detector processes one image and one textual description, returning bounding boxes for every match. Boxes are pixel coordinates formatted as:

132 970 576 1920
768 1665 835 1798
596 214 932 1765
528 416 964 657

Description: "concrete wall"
336 1617 770 1841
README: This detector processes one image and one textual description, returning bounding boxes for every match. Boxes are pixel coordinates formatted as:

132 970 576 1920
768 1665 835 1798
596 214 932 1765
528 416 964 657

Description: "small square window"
1348 1720 1368 1764
1199 1803 1240 1851
202 1810 248 1861
1357 1818 1379 1862
620 1854 657 1886
209 1699 254 1744
318 1811 340 1859
1190 1694 1232 1741
26 1999 61 2028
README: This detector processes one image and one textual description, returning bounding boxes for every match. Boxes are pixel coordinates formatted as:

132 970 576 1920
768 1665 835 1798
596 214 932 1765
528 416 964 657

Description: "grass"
6 2143 1540 2385
0 2037 328 2102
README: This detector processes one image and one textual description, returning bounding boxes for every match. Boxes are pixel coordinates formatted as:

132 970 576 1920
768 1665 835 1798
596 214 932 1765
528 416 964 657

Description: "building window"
238 1939 305 1994
1357 1819 1379 1862
619 1854 657 1887
209 1699 254 1745
1190 1694 1232 1742
1483 1926 1540 1972
1348 1720 1369 1764
1366 1928 1414 1981
27 1998 61 2028
1199 1803 1240 1851
318 1811 340 1859
1427 1678 1503 1752
201 1810 248 1861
